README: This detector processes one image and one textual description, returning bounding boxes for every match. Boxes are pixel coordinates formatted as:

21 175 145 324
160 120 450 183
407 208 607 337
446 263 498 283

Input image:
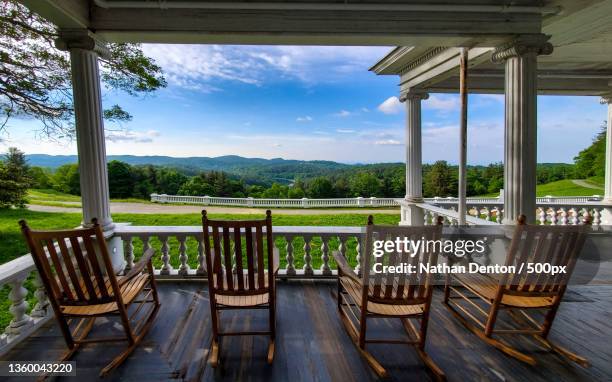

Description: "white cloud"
296 116 313 122
142 45 390 91
423 95 460 112
336 129 356 133
334 110 352 117
374 139 402 145
377 96 402 115
106 130 160 143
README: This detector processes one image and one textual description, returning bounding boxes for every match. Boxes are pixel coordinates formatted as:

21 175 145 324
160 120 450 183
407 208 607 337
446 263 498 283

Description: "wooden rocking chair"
202 209 279 367
20 218 160 377
333 215 446 380
444 214 591 367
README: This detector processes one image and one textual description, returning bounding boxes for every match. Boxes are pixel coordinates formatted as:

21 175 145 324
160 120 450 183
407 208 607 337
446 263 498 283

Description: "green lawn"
535 179 603 197
27 189 152 208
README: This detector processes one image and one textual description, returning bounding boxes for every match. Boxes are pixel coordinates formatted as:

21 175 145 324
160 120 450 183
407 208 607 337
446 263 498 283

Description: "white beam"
18 0 89 29
90 7 542 45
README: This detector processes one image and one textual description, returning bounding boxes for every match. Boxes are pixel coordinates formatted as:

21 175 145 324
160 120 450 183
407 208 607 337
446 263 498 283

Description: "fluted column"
601 95 612 224
56 30 125 271
492 35 553 224
56 30 113 231
400 90 428 226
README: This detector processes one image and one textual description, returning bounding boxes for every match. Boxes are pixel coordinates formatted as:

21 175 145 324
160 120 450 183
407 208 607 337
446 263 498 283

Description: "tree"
157 169 188 195
178 176 214 196
0 147 30 207
574 123 606 178
52 163 80 194
307 177 335 198
0 1 166 137
424 160 456 197
28 166 52 188
349 172 381 197
107 160 133 198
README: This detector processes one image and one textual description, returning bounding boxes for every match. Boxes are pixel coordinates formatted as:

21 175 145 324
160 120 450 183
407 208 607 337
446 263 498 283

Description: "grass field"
535 179 603 197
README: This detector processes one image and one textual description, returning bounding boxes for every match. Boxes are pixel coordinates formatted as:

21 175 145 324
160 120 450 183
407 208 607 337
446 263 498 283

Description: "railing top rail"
113 225 364 235
412 202 500 226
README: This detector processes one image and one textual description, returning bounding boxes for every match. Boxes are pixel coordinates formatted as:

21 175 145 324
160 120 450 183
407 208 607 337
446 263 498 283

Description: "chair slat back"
20 219 120 306
202 210 274 295
501 215 591 295
362 217 444 304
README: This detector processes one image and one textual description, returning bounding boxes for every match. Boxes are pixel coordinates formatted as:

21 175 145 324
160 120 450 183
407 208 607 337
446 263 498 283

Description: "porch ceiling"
370 0 612 96
18 0 552 46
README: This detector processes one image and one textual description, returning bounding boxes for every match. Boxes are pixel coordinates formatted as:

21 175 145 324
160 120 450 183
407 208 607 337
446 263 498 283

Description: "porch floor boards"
3 281 612 381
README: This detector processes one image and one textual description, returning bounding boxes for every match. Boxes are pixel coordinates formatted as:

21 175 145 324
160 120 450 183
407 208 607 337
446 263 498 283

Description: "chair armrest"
273 247 280 275
120 247 156 285
332 251 360 284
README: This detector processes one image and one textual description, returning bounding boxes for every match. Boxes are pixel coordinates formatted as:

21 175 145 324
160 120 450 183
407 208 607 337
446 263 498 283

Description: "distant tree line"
0 124 605 208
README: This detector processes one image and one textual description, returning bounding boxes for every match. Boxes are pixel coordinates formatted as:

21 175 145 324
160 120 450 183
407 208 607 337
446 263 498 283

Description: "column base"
400 202 424 226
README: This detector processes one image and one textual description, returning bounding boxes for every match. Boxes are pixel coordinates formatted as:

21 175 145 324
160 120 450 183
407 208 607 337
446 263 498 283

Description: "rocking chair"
444 214 592 367
20 218 160 377
201 209 279 367
333 215 446 380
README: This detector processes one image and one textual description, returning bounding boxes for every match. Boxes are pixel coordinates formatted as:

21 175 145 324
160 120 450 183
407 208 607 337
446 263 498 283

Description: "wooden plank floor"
3 281 611 381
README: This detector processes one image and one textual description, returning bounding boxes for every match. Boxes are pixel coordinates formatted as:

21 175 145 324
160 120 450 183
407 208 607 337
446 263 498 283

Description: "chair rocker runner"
202 209 279 367
444 214 592 367
20 218 160 377
333 215 446 380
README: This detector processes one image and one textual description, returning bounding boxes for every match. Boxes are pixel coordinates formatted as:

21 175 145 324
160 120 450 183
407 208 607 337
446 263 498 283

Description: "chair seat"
60 274 150 316
215 293 269 307
454 272 555 308
340 276 425 316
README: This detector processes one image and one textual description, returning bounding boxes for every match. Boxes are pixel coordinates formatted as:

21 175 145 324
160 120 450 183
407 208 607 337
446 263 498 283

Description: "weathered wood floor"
3 281 611 381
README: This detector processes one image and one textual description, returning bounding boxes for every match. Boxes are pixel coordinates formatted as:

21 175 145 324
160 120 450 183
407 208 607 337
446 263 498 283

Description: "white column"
601 96 612 224
492 35 553 224
400 90 428 226
56 30 125 271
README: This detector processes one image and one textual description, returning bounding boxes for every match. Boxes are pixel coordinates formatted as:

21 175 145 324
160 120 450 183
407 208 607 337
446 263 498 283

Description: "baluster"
196 236 206 275
432 213 439 226
484 207 491 221
355 235 362 275
560 208 568 225
123 236 134 272
303 235 313 275
423 211 430 225
550 207 558 225
178 235 189 276
320 236 331 275
285 236 296 276
497 208 503 224
30 272 50 319
4 275 32 338
160 235 172 275
593 208 601 227
570 208 579 225
538 207 547 225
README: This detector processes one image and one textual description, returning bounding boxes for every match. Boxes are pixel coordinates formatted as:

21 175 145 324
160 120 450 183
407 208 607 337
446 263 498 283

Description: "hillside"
26 154 351 184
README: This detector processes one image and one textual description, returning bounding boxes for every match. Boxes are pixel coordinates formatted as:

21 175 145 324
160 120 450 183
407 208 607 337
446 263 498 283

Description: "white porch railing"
411 200 605 226
151 193 603 209
150 194 400 208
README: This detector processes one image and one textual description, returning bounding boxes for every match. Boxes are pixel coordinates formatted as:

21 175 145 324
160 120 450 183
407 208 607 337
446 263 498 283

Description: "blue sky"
1 45 607 164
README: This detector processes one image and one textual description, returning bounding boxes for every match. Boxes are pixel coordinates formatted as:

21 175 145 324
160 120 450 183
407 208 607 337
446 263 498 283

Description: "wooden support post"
458 48 468 225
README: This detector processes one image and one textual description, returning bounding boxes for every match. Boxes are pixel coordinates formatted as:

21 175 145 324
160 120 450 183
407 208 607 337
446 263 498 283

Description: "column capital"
600 95 612 105
55 29 111 59
491 34 553 63
400 90 429 102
